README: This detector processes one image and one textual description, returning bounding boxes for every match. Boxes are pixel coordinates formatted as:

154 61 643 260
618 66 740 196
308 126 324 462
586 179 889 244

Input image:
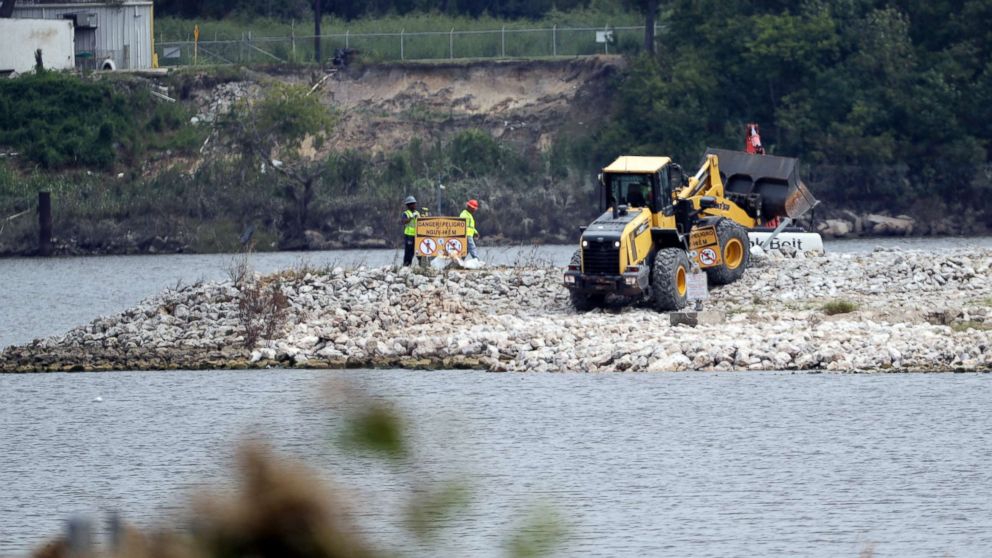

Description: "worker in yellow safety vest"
460 199 480 259
401 195 420 266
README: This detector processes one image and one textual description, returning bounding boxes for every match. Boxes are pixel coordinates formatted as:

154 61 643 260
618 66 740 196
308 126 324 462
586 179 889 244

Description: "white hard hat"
404 196 417 205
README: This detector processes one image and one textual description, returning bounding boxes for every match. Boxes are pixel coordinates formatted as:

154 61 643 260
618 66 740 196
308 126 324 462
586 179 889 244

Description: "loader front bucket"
705 148 819 220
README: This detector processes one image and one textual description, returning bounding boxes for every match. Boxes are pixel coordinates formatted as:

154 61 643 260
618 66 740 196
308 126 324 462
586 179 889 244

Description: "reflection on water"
3 237 991 348
1 369 990 557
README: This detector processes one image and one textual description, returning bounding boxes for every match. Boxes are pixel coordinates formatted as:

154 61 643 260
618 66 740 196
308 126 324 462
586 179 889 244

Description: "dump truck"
563 143 818 311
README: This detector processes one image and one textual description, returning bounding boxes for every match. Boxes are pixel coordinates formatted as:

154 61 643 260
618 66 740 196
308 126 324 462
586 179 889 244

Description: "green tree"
226 83 336 248
597 0 992 217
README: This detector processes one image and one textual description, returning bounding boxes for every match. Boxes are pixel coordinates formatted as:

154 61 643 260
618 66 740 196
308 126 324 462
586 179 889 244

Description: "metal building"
5 0 154 70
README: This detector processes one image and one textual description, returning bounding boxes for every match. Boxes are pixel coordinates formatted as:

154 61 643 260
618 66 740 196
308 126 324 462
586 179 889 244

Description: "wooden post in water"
38 191 52 256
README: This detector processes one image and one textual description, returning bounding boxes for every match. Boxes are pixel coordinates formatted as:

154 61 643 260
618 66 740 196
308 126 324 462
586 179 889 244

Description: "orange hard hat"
466 199 479 210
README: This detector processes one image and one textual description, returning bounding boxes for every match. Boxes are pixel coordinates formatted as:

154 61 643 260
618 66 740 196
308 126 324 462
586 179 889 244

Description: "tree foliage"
596 0 992 215
226 83 336 248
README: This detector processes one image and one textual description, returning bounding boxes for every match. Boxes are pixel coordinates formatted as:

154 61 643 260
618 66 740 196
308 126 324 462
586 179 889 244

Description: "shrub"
229 250 289 349
237 278 289 349
449 129 505 178
0 72 204 170
821 299 858 315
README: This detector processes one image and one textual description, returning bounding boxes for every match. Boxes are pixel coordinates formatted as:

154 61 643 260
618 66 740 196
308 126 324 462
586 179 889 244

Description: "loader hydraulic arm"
678 154 724 200
675 154 757 228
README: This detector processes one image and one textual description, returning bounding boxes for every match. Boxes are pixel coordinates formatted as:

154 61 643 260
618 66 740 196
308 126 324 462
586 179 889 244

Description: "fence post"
553 24 557 56
346 29 349 49
501 26 505 58
38 191 51 257
400 29 404 60
604 24 609 55
449 28 453 59
291 20 296 61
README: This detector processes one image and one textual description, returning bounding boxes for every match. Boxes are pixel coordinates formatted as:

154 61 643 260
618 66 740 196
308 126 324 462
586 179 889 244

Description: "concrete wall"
0 19 75 74
11 2 153 69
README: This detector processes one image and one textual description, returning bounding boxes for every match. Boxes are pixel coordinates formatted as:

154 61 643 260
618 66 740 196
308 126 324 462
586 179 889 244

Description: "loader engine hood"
583 208 643 241
705 147 819 220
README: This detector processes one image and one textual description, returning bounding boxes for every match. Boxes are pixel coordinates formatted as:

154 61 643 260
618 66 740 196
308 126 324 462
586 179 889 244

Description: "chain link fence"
156 25 653 66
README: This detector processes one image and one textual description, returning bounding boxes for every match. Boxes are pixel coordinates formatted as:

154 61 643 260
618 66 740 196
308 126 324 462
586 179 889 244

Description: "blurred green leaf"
338 405 407 458
504 506 568 558
405 482 472 540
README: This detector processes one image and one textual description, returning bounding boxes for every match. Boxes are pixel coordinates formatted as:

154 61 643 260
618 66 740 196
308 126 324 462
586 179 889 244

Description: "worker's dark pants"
403 235 416 266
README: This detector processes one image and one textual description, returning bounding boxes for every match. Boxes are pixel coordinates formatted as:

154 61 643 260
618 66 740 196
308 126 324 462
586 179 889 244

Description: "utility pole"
643 0 658 55
313 0 321 63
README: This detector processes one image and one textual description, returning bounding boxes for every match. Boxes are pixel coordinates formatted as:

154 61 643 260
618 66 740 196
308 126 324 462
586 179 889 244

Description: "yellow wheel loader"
563 148 817 311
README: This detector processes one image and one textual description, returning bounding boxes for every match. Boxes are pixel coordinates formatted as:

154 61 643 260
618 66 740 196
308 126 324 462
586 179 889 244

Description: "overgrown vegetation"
224 82 336 248
596 0 992 222
6 2 991 256
0 72 204 170
0 113 592 256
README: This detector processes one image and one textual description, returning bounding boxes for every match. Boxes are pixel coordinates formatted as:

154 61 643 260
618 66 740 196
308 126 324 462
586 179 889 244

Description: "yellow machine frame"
677 154 757 228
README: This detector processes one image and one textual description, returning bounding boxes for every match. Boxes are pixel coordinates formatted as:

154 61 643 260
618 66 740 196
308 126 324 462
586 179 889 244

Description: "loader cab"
599 156 677 224
601 173 652 210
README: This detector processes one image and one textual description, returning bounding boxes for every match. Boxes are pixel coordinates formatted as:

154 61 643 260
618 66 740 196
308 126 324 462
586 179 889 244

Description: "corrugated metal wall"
11 2 152 69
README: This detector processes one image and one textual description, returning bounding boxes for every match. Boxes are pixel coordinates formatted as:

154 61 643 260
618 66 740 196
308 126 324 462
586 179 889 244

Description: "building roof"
602 156 671 174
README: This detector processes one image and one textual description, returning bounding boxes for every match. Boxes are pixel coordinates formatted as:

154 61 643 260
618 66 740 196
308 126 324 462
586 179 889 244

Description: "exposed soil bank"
3 247 991 373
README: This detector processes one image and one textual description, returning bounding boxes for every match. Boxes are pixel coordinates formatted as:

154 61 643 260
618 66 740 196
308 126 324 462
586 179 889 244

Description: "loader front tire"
706 219 750 286
651 248 689 312
568 250 604 311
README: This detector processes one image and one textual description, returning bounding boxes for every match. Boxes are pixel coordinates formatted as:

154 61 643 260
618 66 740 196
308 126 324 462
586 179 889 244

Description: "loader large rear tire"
568 250 604 312
706 219 750 286
651 248 689 312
